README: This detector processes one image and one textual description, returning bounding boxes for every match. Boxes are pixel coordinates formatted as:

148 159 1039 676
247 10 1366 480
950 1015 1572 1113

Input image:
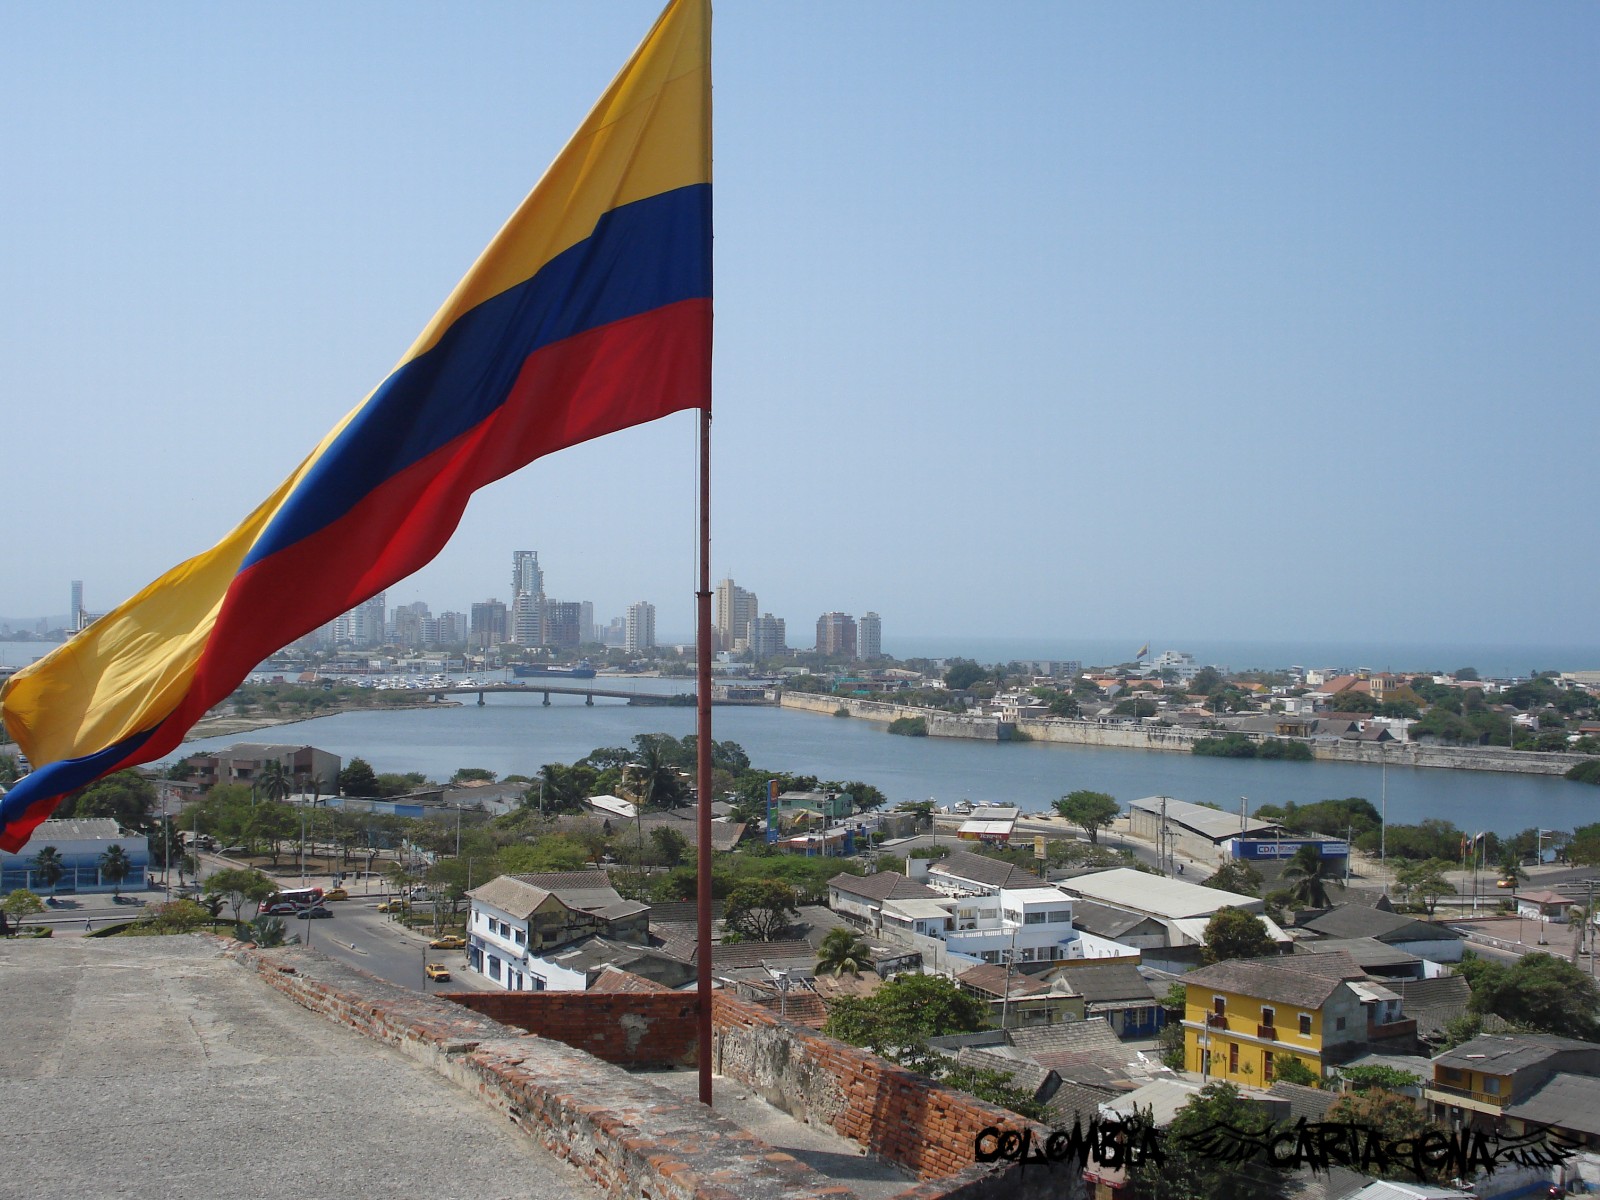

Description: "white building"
466 872 649 991
858 612 882 660
624 601 656 653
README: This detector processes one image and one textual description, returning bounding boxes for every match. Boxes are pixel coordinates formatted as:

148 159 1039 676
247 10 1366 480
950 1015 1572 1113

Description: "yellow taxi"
424 963 452 982
429 935 467 950
377 899 406 913
322 888 349 901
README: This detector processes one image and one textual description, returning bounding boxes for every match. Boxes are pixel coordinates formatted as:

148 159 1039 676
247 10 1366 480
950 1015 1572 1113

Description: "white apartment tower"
625 601 657 653
748 613 787 658
511 550 545 646
858 612 882 660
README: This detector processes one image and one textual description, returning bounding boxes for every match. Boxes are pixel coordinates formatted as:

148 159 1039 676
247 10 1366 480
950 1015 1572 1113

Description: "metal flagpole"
695 406 714 1106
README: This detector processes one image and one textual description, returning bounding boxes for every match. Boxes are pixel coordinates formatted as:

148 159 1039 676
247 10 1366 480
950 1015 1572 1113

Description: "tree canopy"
1201 907 1277 964
1053 790 1120 844
1463 951 1600 1041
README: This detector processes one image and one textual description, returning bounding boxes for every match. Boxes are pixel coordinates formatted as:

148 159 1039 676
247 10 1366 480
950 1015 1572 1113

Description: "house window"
1263 1052 1275 1083
1213 996 1226 1017
488 956 501 980
982 951 1000 964
1335 1017 1345 1032
1021 947 1036 962
1261 1006 1275 1029
1229 1043 1239 1072
1299 1013 1312 1037
1024 911 1047 924
515 930 527 946
1484 1078 1501 1095
1048 910 1072 923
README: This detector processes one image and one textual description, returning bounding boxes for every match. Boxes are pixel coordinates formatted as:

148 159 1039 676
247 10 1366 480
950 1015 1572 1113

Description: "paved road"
292 898 487 993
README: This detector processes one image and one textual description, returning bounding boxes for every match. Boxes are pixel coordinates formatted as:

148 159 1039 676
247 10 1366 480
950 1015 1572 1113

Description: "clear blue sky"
2 2 1595 649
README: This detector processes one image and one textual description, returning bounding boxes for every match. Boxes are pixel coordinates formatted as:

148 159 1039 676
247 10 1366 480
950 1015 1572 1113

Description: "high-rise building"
436 611 469 647
625 601 656 653
471 600 509 649
544 601 583 651
858 612 882 661
70 581 84 632
393 601 429 648
580 601 595 645
815 612 857 658
715 578 758 652
333 591 388 647
748 613 787 658
511 550 546 646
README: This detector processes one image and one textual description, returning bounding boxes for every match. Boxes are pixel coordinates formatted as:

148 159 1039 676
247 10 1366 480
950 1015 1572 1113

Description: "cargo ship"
511 661 597 679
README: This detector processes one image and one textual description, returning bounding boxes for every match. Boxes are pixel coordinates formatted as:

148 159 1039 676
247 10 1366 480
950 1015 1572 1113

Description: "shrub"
888 716 928 737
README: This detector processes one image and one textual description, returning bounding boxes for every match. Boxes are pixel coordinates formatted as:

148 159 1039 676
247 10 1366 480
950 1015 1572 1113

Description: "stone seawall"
779 690 1009 740
777 690 1593 777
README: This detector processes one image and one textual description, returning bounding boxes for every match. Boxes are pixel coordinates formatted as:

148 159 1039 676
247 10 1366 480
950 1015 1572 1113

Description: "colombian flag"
0 0 711 852
1134 642 1150 660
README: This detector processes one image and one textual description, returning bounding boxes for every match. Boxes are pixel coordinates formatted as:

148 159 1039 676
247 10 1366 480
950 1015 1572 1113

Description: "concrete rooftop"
0 936 594 1200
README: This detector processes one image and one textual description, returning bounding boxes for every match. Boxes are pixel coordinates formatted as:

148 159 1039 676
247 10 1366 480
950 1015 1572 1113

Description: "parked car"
424 963 451 982
295 907 334 919
429 935 466 950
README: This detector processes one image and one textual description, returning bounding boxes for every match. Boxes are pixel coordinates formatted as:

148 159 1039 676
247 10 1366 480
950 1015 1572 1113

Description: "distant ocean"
879 637 1600 680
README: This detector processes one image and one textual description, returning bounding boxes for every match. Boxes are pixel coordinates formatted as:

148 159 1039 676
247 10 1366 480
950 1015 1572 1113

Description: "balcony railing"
1427 1079 1507 1108
1257 1024 1278 1040
1205 1013 1227 1029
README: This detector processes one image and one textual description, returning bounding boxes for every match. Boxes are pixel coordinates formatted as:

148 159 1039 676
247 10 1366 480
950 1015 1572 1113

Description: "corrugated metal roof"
1064 868 1261 919
1128 795 1279 841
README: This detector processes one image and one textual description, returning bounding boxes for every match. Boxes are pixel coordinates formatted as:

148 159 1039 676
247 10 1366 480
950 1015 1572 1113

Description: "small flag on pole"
1135 642 1150 660
0 0 712 852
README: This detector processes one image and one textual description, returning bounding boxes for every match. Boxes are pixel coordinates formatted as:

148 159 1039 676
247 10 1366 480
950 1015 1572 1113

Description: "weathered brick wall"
711 992 1079 1196
442 990 698 1067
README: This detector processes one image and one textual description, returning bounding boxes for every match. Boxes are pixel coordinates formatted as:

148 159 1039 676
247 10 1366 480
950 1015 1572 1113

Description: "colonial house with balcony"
466 871 649 991
1180 952 1416 1086
1425 1033 1600 1141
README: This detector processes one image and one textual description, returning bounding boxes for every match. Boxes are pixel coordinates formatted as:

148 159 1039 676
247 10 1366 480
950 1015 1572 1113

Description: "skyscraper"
511 550 545 646
471 600 509 649
748 613 787 658
544 601 583 651
580 600 595 645
625 601 656 653
815 612 857 658
858 612 882 661
715 578 758 652
70 581 84 632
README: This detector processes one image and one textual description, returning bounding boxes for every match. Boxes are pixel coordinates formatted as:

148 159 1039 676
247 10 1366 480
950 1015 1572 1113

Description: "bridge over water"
418 683 770 708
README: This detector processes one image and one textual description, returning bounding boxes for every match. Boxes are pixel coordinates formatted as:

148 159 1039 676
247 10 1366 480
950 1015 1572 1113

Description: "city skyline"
1 4 1596 648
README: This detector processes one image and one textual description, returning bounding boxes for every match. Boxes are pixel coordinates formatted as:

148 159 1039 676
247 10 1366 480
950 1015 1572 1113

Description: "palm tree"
816 927 874 978
258 760 292 804
629 738 685 812
99 845 131 898
1280 845 1339 909
1498 851 1528 890
32 846 66 899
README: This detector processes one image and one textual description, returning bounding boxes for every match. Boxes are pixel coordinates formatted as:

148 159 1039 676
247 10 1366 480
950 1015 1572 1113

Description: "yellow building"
1181 953 1413 1085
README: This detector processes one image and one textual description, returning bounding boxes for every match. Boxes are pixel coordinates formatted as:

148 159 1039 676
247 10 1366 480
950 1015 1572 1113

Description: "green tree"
823 974 989 1064
943 660 987 691
1272 1055 1318 1086
815 927 874 978
1497 850 1528 889
629 735 686 811
724 879 798 941
338 758 380 797
257 760 292 804
1324 1088 1452 1182
203 867 277 923
1393 859 1456 916
61 770 157 831
649 826 688 867
2 889 46 934
1279 844 1340 910
1203 861 1264 897
535 762 598 814
1467 952 1600 1040
1127 1082 1286 1200
1053 790 1120 844
98 845 132 897
450 767 497 785
1201 907 1276 964
31 846 66 897
895 800 935 832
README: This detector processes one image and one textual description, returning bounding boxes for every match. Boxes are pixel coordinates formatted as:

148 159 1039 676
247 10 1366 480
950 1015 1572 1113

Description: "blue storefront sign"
1230 838 1348 860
